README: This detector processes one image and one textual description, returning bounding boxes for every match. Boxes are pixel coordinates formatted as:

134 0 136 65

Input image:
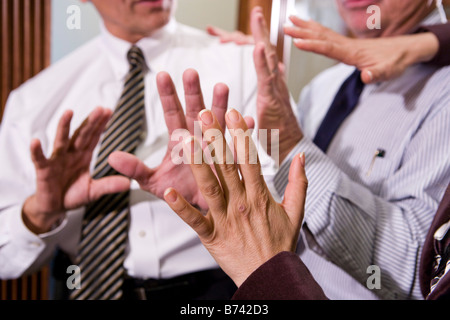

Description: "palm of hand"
34 148 94 214
142 151 208 210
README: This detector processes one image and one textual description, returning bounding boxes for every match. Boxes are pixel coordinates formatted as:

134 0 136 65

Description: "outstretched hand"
23 107 131 234
284 16 440 84
206 25 255 45
108 69 229 211
164 108 308 287
250 7 303 162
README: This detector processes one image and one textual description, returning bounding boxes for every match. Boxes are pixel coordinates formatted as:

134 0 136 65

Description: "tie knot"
127 46 146 70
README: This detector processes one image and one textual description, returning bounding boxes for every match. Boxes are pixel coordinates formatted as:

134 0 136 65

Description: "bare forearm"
411 32 440 64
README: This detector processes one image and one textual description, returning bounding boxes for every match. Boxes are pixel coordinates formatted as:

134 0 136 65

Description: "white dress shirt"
0 19 274 280
273 13 450 300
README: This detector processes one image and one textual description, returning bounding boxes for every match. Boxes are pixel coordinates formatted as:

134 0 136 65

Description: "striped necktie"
70 46 147 300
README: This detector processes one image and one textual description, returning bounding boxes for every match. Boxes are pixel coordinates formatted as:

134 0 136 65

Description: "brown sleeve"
232 251 328 300
416 23 450 67
420 185 450 300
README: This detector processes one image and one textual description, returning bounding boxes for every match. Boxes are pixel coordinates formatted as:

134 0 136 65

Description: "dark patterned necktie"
70 46 147 300
313 69 365 152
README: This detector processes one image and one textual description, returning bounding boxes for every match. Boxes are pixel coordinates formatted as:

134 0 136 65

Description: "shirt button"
138 230 146 238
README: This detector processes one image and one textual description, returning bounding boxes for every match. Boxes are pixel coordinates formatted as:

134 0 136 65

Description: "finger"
293 38 346 62
250 7 278 72
250 6 270 47
234 33 255 45
183 69 206 134
361 69 375 84
288 16 331 37
206 25 226 37
253 43 276 98
283 26 318 41
53 110 73 151
198 109 244 200
278 62 287 79
108 151 155 189
225 109 266 190
211 83 229 134
361 66 394 84
86 108 113 153
71 107 110 151
89 175 131 201
288 16 314 29
157 71 188 135
223 31 254 45
184 136 227 216
30 138 47 169
164 187 212 239
282 153 308 231
244 116 255 130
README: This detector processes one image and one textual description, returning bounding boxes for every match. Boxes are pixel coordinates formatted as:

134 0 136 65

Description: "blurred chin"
341 11 380 38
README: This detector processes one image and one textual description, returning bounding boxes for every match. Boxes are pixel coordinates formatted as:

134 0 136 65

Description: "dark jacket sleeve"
420 185 450 300
416 23 450 67
232 251 328 300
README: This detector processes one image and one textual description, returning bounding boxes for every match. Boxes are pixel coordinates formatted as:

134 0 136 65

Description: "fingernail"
226 109 240 123
164 188 177 203
366 70 374 82
299 152 306 167
199 109 213 126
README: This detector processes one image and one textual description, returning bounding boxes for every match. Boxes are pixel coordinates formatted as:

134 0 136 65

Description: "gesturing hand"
108 69 229 211
250 7 303 163
164 108 308 287
206 25 255 45
22 107 131 234
284 16 440 84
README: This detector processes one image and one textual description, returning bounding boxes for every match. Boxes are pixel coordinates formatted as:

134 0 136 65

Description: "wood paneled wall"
0 0 51 300
238 0 273 35
0 0 51 123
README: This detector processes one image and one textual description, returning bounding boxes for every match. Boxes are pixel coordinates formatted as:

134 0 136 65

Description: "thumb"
206 25 224 37
164 188 211 239
282 153 307 230
361 69 376 84
108 151 155 188
89 176 131 201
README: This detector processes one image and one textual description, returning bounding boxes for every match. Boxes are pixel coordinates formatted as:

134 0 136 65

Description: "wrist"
233 250 285 288
22 195 64 234
410 32 440 64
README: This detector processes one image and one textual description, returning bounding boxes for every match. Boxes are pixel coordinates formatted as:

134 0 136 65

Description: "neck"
103 23 150 44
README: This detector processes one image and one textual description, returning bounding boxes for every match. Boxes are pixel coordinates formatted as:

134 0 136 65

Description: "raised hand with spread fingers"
108 69 229 211
164 108 308 287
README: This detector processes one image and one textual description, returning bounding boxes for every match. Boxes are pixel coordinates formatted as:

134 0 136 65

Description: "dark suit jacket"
419 185 450 300
232 185 450 300
418 23 450 67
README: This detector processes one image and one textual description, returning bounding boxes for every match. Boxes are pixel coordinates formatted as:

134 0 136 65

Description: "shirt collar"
419 9 444 26
99 18 178 80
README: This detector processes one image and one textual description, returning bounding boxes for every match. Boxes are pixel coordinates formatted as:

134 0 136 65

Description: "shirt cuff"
415 24 450 67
